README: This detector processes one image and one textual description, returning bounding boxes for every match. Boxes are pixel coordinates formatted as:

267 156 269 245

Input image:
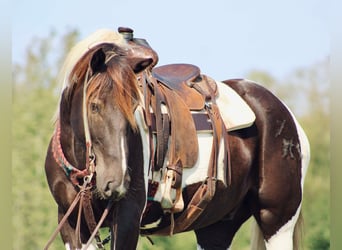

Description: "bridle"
45 67 113 250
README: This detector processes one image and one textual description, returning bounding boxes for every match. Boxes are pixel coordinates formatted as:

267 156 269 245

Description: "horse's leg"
251 206 303 250
108 126 146 250
264 210 304 250
58 206 78 249
195 203 251 250
110 198 145 250
253 118 310 250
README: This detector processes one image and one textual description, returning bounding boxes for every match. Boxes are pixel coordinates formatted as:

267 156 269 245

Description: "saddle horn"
118 27 159 72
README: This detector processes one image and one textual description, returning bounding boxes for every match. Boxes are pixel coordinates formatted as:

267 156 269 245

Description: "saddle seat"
152 64 217 110
152 63 200 87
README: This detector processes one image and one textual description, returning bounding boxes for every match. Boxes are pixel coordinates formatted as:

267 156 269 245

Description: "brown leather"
156 178 217 235
150 113 212 133
167 159 183 189
207 103 231 186
152 63 200 86
118 27 159 69
142 62 230 230
152 79 170 170
152 64 205 110
82 190 104 249
153 102 231 235
159 84 199 168
192 75 218 101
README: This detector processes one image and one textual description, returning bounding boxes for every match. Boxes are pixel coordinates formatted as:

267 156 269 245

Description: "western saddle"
119 27 231 234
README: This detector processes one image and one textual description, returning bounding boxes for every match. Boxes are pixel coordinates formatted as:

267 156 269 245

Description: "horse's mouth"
95 186 126 201
96 174 131 200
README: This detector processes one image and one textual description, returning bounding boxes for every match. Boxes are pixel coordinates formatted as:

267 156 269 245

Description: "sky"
12 0 330 81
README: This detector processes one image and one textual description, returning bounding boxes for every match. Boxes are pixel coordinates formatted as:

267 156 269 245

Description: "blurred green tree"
13 29 80 250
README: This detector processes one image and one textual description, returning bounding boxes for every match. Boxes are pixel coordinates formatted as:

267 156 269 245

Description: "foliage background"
12 30 329 249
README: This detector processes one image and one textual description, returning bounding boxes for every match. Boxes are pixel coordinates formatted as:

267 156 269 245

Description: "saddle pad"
215 81 256 131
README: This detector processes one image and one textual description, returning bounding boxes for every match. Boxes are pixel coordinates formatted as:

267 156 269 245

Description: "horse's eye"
90 102 101 113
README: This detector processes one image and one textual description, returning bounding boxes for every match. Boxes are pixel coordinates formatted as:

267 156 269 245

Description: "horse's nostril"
103 181 115 196
105 181 113 192
100 179 126 200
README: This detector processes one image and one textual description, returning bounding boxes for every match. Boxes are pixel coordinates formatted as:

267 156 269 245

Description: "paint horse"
44 28 310 250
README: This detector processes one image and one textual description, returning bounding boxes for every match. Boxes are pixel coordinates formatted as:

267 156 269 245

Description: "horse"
44 28 310 250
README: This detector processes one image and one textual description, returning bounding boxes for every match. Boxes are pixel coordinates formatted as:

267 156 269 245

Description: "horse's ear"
90 48 106 74
127 57 154 73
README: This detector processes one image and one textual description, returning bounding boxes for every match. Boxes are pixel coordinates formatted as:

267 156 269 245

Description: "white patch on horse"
115 134 128 196
296 120 310 189
197 244 204 250
282 101 310 189
82 243 97 250
140 218 162 230
65 243 97 250
134 107 150 217
265 206 301 250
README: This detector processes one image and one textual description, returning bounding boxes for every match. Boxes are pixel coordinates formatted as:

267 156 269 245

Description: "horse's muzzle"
98 173 131 200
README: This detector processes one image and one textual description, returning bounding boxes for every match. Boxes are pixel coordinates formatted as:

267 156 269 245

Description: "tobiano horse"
44 28 310 250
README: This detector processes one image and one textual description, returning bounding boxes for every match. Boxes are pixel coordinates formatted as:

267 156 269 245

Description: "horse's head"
58 40 153 200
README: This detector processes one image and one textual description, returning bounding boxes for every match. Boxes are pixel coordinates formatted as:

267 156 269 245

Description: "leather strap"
83 190 104 249
155 177 217 235
150 112 212 133
154 83 169 170
149 77 170 171
167 160 183 189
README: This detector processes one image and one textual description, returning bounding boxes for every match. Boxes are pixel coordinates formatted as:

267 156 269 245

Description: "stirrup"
160 168 184 213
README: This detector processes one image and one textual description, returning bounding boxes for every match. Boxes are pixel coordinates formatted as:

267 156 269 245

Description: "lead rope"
82 199 114 250
43 178 91 250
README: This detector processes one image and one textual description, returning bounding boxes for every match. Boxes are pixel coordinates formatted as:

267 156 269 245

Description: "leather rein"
45 69 113 250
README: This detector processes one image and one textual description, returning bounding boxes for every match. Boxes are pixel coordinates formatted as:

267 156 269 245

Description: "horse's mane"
58 29 127 90
55 29 140 129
